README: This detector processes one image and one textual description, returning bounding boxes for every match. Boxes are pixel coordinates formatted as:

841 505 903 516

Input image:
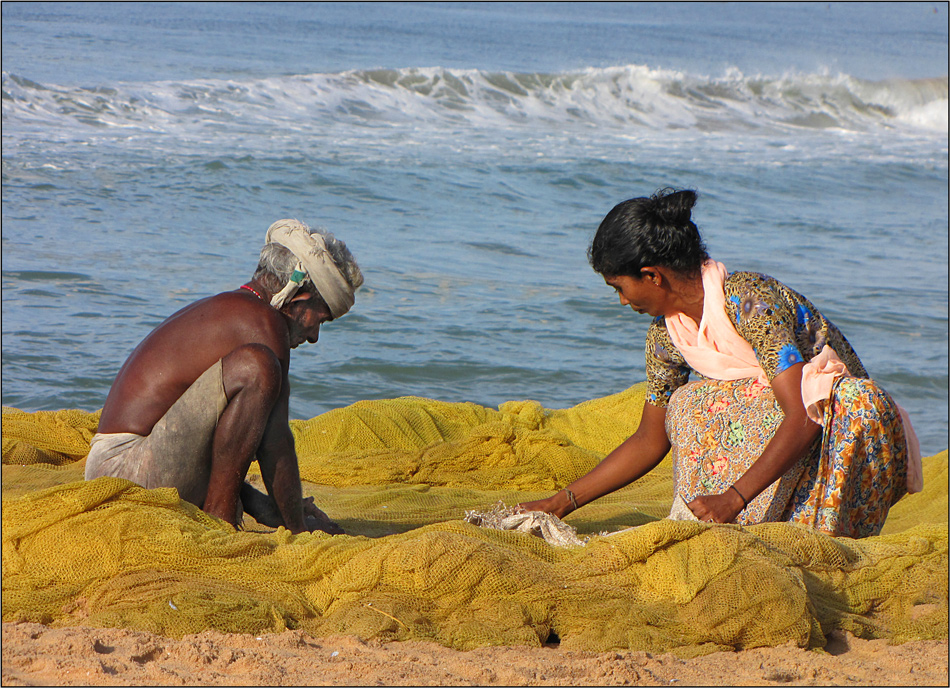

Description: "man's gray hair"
253 225 364 297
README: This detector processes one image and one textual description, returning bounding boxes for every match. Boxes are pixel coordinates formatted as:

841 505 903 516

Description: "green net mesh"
2 383 947 656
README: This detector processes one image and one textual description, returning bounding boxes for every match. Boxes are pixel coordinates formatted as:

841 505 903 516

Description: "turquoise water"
2 2 947 453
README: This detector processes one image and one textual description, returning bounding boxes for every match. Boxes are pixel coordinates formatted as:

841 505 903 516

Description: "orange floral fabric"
666 376 908 537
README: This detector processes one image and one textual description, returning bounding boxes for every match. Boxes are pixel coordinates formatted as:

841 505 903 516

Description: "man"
85 219 363 534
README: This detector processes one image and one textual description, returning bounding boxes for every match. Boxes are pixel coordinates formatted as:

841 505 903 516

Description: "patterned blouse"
645 271 867 407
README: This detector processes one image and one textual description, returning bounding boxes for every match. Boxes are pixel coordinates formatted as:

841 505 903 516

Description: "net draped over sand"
2 382 947 656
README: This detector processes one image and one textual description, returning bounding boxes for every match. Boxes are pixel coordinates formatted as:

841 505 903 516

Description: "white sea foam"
3 67 947 142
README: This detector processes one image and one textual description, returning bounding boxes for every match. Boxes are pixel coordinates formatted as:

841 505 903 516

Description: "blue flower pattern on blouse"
777 343 803 372
796 304 811 328
729 295 742 326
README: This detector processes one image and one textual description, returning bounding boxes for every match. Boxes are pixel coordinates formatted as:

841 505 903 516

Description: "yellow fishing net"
2 383 947 656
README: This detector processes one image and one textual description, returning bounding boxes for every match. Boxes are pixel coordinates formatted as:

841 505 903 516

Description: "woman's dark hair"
587 188 709 278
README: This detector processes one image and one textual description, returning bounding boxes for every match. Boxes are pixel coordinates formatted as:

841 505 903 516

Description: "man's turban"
264 219 356 318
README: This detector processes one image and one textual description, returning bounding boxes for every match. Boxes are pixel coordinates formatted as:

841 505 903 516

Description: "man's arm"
255 371 310 533
519 401 671 518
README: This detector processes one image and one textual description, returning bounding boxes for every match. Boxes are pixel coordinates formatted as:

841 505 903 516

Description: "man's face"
285 292 333 348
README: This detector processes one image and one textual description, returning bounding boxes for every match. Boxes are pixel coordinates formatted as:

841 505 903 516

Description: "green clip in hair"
290 268 307 284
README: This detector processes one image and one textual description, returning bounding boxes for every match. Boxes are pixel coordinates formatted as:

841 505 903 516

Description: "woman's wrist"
728 484 748 509
551 488 577 518
727 483 749 513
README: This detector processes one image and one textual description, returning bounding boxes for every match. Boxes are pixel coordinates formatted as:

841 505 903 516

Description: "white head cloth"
264 219 355 318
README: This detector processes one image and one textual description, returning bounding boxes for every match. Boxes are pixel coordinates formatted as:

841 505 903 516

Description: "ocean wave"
3 66 947 139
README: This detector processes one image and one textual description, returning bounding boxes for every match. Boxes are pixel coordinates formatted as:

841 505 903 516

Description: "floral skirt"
665 376 908 538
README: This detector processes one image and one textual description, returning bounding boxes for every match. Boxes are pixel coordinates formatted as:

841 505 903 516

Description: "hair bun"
588 186 708 278
650 188 697 227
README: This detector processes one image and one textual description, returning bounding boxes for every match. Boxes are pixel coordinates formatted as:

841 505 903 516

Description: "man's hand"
239 483 343 534
303 496 345 535
239 482 285 527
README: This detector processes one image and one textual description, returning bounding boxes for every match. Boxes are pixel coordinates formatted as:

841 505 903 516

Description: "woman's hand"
687 489 745 524
718 363 822 519
516 402 672 521
687 364 822 525
517 491 573 519
517 402 672 517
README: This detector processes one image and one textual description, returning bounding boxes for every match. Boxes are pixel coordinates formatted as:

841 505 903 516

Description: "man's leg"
202 344 282 526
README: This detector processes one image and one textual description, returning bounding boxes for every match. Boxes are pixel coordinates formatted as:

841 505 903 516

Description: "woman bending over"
521 188 921 538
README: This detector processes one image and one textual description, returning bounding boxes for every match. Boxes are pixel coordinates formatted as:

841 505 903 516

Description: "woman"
521 188 921 538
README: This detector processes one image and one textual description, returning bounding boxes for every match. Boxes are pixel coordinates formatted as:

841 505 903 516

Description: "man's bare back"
86 220 362 535
98 290 291 437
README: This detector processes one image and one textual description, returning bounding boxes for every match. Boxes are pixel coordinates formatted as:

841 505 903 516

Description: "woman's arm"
687 362 821 523
518 401 672 518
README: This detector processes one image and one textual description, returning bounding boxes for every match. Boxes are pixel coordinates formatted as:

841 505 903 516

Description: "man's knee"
222 344 282 401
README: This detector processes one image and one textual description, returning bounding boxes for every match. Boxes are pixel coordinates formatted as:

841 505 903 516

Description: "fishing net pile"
2 382 947 656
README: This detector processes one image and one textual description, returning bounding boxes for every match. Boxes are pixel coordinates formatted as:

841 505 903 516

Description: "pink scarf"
665 261 768 386
665 260 922 493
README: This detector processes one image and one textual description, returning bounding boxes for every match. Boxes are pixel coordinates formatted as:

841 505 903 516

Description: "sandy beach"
2 621 947 686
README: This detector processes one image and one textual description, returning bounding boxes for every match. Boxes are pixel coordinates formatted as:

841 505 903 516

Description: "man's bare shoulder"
123 289 294 387
98 290 291 435
160 290 289 352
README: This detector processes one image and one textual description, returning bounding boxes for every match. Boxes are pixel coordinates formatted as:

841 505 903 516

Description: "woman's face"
604 272 668 318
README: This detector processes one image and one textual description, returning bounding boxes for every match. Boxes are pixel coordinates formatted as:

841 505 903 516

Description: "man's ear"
289 290 314 303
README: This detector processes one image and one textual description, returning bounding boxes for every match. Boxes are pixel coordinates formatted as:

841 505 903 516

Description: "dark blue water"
2 2 947 453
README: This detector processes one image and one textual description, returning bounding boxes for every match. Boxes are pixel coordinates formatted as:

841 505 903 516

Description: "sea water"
2 2 948 454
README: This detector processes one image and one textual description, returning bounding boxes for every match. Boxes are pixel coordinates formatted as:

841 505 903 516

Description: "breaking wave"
3 65 947 140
